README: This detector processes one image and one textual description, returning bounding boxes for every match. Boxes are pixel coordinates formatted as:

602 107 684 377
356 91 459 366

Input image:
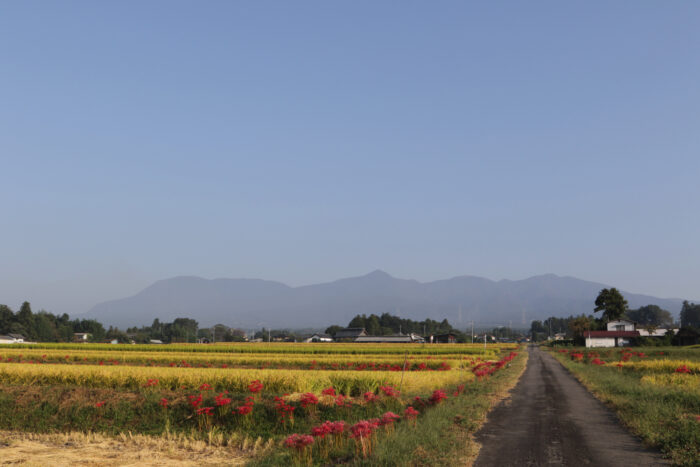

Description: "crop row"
0 348 479 371
0 363 475 395
1 342 515 355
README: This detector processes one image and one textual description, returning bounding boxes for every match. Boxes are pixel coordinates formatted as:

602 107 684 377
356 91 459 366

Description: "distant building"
0 334 24 344
432 333 457 344
303 334 333 343
149 339 164 344
585 320 678 347
585 330 639 348
334 328 368 341
73 333 91 343
355 333 424 344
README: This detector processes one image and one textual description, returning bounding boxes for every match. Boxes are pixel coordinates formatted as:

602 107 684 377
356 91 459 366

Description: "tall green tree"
680 301 700 328
594 288 628 322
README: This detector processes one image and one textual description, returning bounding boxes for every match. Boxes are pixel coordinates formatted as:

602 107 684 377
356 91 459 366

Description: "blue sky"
1 1 699 316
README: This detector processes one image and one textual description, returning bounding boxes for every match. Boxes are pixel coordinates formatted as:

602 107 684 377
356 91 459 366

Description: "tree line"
0 302 249 344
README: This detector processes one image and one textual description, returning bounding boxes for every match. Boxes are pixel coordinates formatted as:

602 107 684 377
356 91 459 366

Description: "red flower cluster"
429 389 448 404
675 365 692 374
379 385 399 397
199 383 212 391
159 398 169 408
188 394 203 408
274 396 295 423
196 406 214 416
299 392 319 408
284 433 314 450
248 380 263 393
143 378 159 388
379 411 400 426
363 392 378 403
404 406 419 419
591 358 606 366
214 392 232 407
349 420 377 439
95 401 105 408
321 387 336 396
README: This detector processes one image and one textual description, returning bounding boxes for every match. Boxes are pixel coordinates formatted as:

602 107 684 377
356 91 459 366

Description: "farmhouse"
354 333 425 344
584 318 678 348
333 327 368 341
73 332 91 343
584 330 639 348
0 334 24 344
432 333 457 344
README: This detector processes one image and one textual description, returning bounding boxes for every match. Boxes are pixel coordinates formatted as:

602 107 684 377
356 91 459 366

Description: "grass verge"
548 348 700 466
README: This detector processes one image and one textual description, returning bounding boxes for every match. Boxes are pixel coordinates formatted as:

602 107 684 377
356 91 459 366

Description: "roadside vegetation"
548 346 700 466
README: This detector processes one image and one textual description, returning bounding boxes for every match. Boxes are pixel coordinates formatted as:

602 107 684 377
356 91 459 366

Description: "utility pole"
471 321 474 344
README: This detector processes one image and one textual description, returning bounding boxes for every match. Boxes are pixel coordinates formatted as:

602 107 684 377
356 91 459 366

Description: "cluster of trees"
680 301 700 328
124 319 248 343
0 302 107 342
0 302 253 344
324 313 526 343
326 313 456 338
530 288 698 345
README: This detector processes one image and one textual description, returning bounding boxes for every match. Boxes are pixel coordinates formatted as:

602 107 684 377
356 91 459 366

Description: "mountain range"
82 271 689 330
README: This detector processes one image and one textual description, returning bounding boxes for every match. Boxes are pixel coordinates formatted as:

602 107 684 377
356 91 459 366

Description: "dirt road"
474 346 668 466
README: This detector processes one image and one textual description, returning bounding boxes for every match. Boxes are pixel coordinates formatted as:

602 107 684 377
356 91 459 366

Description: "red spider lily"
188 394 203 408
95 401 106 408
453 384 466 396
591 358 606 366
299 392 319 408
379 411 401 426
335 394 352 407
199 383 212 391
159 398 169 408
363 392 378 403
404 406 419 419
143 379 159 388
379 385 399 397
196 406 214 416
236 405 253 415
429 389 448 404
214 393 232 406
311 421 334 438
248 380 263 393
349 420 375 439
284 433 314 452
321 387 336 396
570 353 584 362
274 396 295 424
675 365 692 374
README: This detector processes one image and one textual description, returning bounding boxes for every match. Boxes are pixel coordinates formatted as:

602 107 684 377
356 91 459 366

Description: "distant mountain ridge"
83 271 689 330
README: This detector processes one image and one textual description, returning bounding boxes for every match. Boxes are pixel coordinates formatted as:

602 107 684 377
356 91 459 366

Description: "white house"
585 330 639 348
0 334 24 344
74 332 91 342
303 334 333 343
606 320 636 332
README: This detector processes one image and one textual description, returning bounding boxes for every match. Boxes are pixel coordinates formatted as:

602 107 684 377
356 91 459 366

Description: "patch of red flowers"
429 389 448 404
248 379 263 393
675 365 692 374
299 392 319 408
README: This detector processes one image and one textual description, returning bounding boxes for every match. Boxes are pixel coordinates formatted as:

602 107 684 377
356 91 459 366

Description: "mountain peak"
364 269 392 278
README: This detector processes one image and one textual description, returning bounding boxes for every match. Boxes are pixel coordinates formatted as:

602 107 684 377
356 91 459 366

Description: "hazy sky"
1 1 699 316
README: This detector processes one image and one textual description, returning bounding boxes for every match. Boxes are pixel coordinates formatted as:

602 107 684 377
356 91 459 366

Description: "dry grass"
0 430 268 466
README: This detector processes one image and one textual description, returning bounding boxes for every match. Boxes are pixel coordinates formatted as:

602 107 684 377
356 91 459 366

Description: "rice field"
0 342 523 465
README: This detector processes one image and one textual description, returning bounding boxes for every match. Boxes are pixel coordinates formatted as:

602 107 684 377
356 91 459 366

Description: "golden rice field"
5 342 515 355
0 342 523 465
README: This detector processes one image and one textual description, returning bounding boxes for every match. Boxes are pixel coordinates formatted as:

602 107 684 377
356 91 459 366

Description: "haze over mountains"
83 271 688 330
